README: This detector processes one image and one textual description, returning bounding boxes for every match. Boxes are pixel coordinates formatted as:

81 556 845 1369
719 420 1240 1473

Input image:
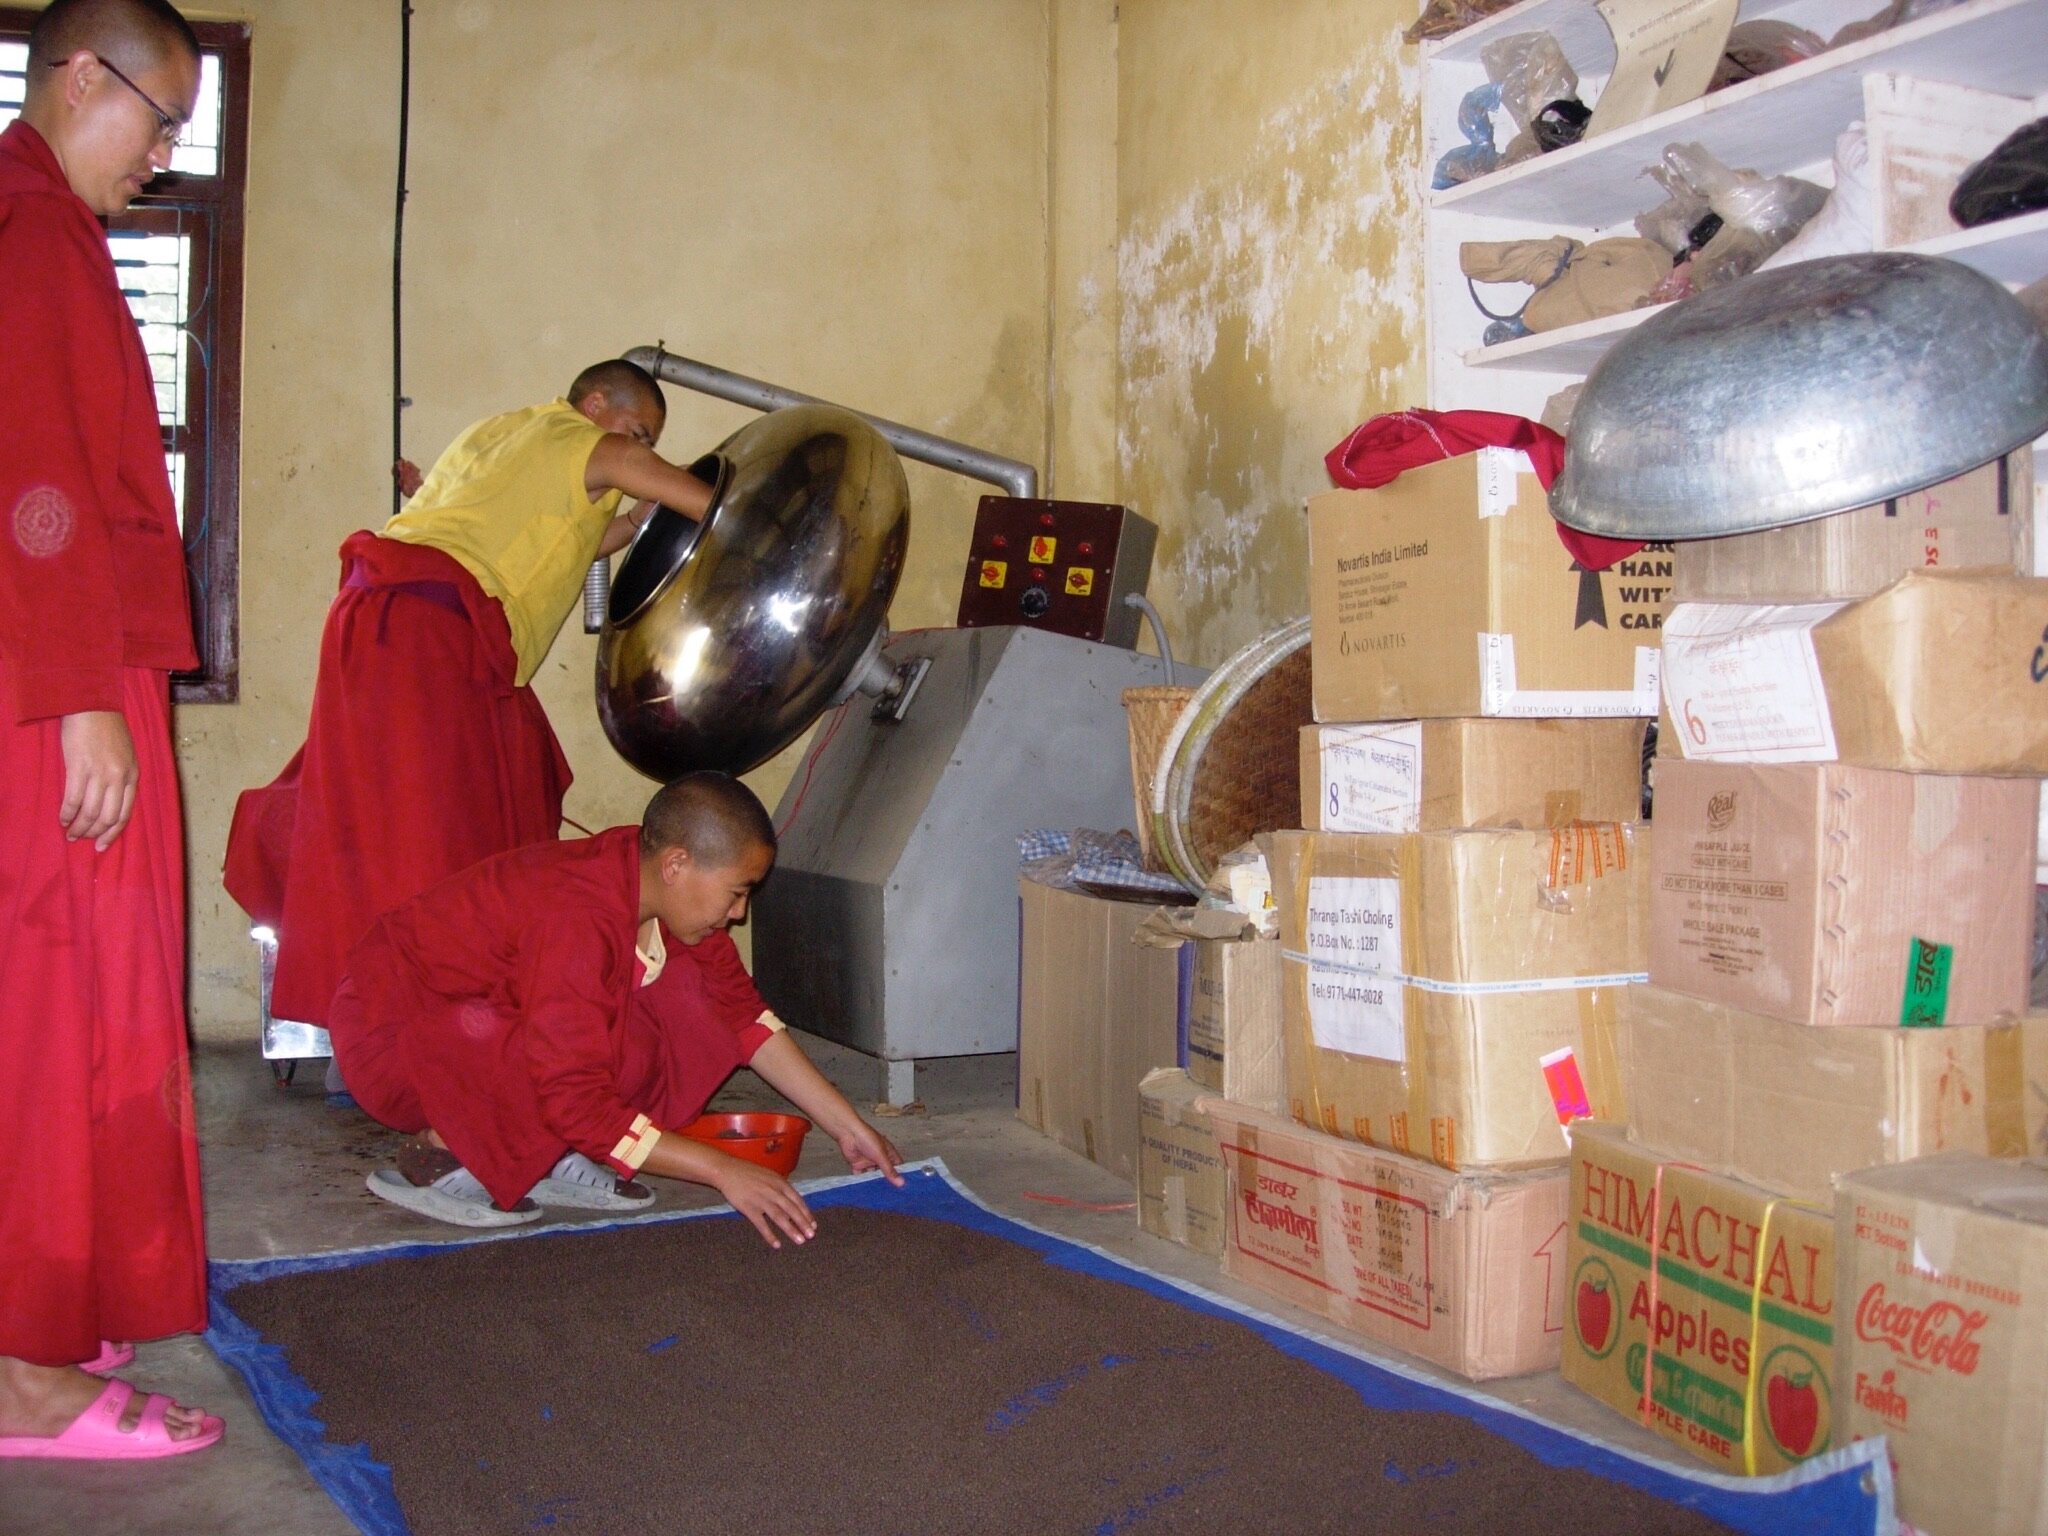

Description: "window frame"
1 9 249 703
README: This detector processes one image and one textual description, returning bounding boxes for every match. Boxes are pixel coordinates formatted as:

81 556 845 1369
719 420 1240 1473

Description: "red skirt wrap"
223 532 571 1023
0 662 206 1364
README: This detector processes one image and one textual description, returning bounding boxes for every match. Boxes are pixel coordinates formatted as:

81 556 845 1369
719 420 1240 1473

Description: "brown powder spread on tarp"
227 1207 1739 1535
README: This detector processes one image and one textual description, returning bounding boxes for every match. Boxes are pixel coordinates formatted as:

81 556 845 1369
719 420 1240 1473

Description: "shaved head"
27 0 199 75
568 359 665 421
641 772 775 867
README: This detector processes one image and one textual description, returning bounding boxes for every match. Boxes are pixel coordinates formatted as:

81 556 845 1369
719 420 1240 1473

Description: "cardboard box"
1209 1099 1570 1380
1658 570 2048 775
1184 934 1285 1114
1299 718 1647 833
1648 759 2036 1027
1266 825 1640 1171
1836 1156 2048 1536
1307 451 1663 723
1017 879 1184 1181
1137 1068 1226 1257
1562 1123 1837 1477
1673 449 2033 604
1624 986 2048 1205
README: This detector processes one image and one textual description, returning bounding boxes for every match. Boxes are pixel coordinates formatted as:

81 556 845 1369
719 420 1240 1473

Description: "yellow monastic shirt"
382 399 623 686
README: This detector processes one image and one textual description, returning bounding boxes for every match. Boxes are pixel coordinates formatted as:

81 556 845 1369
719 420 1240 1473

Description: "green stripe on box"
1653 1352 1745 1441
1576 1222 1832 1345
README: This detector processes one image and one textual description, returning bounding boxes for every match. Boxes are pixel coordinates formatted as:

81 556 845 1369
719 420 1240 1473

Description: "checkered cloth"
1018 829 1191 900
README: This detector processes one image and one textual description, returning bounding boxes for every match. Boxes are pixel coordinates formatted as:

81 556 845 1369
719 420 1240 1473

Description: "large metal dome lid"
1551 252 2048 541
597 403 910 781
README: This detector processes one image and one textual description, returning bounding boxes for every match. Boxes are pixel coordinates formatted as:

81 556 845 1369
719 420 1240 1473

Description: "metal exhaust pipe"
584 344 1039 633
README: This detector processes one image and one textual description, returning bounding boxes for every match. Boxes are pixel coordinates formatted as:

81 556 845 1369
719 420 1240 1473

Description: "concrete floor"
0 1034 1693 1535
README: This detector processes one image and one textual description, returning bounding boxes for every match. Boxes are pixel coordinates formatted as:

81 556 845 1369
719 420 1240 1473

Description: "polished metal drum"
1552 253 2048 540
597 404 910 780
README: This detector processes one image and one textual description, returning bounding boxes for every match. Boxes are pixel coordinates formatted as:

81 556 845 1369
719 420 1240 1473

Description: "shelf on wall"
1430 0 2048 228
1425 0 1809 68
1459 208 2048 372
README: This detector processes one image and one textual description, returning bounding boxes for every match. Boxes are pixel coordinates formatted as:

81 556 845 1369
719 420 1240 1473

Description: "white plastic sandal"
365 1165 541 1227
530 1151 655 1211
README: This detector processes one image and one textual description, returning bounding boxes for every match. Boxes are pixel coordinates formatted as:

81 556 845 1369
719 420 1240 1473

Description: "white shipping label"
1304 876 1405 1061
1317 722 1425 832
1661 601 1847 762
1478 633 1662 718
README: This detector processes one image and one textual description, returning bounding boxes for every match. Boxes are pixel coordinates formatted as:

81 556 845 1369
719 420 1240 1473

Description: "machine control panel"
955 497 1157 648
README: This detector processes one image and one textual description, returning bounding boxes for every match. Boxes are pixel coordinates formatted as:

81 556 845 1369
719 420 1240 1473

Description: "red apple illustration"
1576 1276 1613 1352
1767 1366 1820 1457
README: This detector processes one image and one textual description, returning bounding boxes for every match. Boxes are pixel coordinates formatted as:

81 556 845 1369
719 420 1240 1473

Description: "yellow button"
978 560 1008 589
1064 567 1095 596
1028 535 1058 564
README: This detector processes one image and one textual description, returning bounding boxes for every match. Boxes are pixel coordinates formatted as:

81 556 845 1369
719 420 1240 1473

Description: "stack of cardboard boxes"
1554 451 2048 1532
1020 443 2048 1529
1133 449 1665 1380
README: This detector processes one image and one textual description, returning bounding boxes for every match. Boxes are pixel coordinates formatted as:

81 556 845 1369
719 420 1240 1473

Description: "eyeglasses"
50 53 186 148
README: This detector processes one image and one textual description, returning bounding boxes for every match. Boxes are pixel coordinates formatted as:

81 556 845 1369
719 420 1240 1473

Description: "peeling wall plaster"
1116 3 1426 669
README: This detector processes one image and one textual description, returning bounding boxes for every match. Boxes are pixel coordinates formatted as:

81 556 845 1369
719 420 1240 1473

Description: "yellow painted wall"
180 0 1053 1034
167 0 1425 1039
1113 0 1426 669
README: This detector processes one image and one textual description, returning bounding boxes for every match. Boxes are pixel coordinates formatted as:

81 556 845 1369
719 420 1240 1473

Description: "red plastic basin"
680 1111 810 1176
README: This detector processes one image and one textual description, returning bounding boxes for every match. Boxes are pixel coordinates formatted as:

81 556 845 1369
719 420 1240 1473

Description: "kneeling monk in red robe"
223 357 718 1049
0 0 221 1462
330 772 903 1245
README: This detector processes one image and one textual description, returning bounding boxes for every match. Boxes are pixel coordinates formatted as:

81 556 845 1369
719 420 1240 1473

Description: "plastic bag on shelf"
1655 142 1829 290
1432 81 1503 188
1647 256 1696 306
1481 33 1580 133
1708 20 1828 92
1481 32 1586 166
1404 0 1520 45
1949 117 2048 229
1539 383 1584 435
1829 0 1969 49
1761 123 1876 268
1634 160 1713 255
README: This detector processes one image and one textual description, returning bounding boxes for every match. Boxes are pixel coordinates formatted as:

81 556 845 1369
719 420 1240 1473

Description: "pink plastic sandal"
81 1341 135 1376
0 1378 224 1460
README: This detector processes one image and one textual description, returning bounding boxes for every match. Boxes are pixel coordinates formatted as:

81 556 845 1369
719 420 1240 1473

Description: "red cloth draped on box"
223 531 572 1025
1324 408 1643 572
331 829 776 1209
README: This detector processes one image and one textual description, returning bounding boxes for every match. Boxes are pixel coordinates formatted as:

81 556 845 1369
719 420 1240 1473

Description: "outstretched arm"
636 1132 818 1249
747 1031 904 1185
585 435 716 521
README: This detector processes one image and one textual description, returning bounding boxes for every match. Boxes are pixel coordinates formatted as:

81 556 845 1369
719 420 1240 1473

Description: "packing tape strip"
1280 949 1647 996
1984 1020 2027 1159
1741 1194 1831 1475
1639 1158 1711 1429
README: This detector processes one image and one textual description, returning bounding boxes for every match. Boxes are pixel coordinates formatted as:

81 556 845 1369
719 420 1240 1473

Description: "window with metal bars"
1 10 248 702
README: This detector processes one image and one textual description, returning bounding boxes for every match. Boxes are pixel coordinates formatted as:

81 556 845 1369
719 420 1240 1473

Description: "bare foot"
0 1356 211 1442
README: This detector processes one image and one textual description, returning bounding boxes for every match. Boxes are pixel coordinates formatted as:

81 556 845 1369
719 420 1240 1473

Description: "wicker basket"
1121 685 1193 871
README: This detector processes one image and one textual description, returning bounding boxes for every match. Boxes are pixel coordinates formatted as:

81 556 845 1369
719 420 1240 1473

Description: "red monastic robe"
0 122 206 1365
222 530 572 1024
329 828 778 1209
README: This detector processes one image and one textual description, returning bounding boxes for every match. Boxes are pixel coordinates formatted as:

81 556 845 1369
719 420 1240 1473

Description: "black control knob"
1019 585 1051 618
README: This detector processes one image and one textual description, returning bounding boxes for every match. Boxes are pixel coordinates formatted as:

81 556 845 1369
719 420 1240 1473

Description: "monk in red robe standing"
331 773 903 1245
223 358 716 1057
0 0 222 1461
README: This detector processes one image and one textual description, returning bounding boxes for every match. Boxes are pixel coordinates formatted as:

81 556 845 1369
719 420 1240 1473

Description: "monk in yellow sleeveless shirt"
225 360 716 1054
